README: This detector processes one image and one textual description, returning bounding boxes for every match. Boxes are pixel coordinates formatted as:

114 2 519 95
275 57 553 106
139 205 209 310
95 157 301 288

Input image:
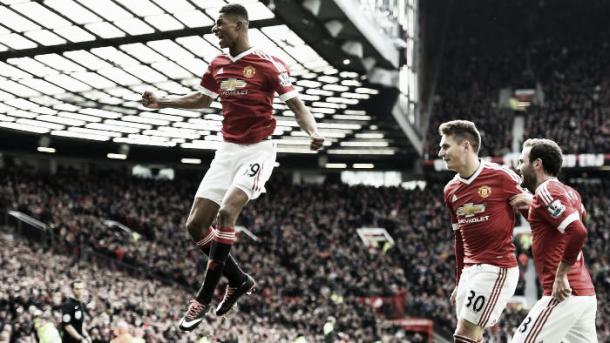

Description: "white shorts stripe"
456 264 519 328
478 267 507 327
512 296 597 343
525 298 559 343
195 140 277 205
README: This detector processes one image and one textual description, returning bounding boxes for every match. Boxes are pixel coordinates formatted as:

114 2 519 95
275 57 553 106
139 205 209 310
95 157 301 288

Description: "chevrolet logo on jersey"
457 203 486 218
220 78 247 91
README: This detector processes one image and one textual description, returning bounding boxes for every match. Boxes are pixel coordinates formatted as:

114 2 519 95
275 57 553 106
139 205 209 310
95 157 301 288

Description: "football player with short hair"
439 120 526 343
510 138 597 342
142 3 324 332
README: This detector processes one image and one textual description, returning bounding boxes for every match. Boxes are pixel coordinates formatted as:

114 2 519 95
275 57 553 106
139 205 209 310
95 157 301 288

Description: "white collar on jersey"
227 46 257 62
457 159 485 185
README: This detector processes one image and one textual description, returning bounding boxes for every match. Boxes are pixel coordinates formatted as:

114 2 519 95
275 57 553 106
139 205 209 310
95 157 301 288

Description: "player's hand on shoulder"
510 192 533 210
141 90 160 109
309 131 325 151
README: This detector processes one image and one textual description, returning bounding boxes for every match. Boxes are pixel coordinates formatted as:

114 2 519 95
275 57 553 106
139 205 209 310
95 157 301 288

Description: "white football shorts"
195 139 277 205
511 295 597 343
455 264 519 328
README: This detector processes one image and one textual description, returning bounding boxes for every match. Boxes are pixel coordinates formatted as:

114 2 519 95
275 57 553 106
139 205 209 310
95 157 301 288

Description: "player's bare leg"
185 198 248 287
186 197 219 242
454 319 485 343
179 197 248 331
194 187 254 317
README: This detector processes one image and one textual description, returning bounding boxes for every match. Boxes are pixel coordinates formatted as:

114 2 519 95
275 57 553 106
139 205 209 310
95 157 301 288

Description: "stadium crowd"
425 0 610 157
0 234 303 343
0 168 408 342
0 0 608 341
1 165 608 342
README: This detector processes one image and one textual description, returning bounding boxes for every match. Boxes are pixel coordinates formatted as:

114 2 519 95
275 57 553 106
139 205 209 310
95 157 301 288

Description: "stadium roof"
0 0 415 170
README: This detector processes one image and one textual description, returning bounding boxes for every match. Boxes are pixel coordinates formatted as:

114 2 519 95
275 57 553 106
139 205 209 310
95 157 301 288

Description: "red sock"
214 226 236 245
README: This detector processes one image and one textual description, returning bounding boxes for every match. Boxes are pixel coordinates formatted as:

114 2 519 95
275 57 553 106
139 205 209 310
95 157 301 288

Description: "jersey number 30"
466 290 486 312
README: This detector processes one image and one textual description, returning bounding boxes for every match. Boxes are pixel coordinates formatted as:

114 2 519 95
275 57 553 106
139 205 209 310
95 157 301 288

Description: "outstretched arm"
285 96 324 150
142 91 213 109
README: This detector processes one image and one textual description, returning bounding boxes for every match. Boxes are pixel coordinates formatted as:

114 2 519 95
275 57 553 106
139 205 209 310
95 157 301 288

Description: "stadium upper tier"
0 0 415 164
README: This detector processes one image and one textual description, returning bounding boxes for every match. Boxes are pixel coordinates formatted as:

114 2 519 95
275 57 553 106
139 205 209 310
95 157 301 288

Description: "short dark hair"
438 120 481 153
523 138 563 176
71 280 84 288
219 4 249 25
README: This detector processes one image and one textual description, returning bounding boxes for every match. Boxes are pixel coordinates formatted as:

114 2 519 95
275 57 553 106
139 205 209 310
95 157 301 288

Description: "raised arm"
142 91 213 110
285 96 324 150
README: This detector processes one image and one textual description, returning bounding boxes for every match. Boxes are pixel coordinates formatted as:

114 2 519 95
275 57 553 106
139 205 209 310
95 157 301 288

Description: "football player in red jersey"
439 120 527 343
510 138 597 343
142 4 324 331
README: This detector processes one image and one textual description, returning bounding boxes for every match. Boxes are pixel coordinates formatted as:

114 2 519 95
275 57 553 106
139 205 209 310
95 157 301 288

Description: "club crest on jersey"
456 203 486 218
220 78 247 91
547 199 566 218
243 65 256 78
478 185 492 198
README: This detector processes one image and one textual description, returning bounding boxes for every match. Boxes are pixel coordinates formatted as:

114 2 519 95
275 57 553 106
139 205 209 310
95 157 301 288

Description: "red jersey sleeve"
499 167 530 217
268 56 297 102
199 62 219 99
444 183 463 283
533 182 581 233
443 184 458 228
500 167 526 198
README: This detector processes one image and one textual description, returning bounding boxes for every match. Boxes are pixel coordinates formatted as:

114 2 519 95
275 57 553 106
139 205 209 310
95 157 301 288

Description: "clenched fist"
310 132 325 151
142 91 161 109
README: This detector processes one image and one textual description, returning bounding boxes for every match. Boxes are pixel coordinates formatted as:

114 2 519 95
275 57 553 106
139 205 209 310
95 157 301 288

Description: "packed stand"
0 234 305 343
426 0 610 157
1 167 405 342
424 0 531 158
1 166 608 341
523 33 610 154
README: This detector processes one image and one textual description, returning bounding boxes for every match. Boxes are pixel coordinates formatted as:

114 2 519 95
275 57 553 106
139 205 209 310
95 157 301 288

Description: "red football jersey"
528 179 595 296
444 161 523 280
200 47 297 144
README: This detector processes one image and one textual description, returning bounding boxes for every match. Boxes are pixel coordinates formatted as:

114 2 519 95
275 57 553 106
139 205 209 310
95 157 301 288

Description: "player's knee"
185 217 199 237
454 333 482 343
217 206 238 226
455 320 482 341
